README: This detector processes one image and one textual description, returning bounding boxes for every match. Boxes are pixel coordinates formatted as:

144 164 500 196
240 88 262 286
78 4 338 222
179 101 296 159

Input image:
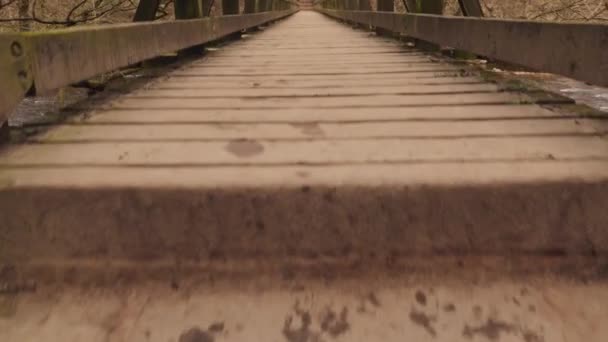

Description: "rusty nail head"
11 41 23 57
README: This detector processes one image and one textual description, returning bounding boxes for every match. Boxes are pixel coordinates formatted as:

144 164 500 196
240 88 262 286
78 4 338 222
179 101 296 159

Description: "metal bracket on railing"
0 35 34 127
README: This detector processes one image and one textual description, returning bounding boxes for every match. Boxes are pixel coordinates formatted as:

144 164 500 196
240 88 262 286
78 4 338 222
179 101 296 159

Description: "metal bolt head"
10 41 23 57
17 70 28 81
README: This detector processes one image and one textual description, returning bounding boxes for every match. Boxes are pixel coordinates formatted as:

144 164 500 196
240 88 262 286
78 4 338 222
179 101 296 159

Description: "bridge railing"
0 0 298 129
316 0 608 88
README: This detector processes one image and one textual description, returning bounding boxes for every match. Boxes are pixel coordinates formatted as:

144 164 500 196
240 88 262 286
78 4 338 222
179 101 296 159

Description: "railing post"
175 0 203 19
418 0 443 14
245 0 257 13
133 0 161 21
174 0 206 55
377 0 393 12
405 1 443 50
403 0 417 12
458 0 483 16
223 0 240 14
359 0 371 11
202 0 213 16
376 0 394 36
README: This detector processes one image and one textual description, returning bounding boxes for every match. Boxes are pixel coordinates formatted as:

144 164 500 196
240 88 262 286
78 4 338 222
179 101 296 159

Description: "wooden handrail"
0 6 297 127
316 4 608 88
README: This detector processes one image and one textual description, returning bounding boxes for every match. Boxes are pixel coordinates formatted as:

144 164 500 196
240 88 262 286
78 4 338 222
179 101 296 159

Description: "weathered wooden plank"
134 83 498 96
317 9 608 86
5 162 608 190
170 65 461 75
162 72 473 81
108 93 561 110
2 137 607 166
81 105 564 124
1 283 606 342
37 119 605 142
150 77 485 90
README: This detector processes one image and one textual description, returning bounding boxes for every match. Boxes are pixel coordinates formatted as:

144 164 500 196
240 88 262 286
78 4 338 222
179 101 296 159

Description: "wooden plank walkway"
2 11 608 261
3 11 608 342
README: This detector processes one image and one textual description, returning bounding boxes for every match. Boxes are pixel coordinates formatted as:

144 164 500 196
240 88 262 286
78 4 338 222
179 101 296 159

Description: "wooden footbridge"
1 2 608 341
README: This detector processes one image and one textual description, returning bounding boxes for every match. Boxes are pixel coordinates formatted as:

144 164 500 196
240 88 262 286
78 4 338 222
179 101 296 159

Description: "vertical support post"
222 0 240 14
377 0 393 12
0 121 8 144
245 0 257 13
258 0 267 12
359 0 371 10
458 0 483 16
403 0 417 12
418 0 443 14
376 0 394 36
133 0 161 21
174 0 206 55
408 1 443 50
201 0 212 16
175 0 203 19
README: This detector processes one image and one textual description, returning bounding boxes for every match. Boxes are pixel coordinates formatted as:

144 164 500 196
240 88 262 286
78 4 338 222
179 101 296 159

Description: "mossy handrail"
0 1 297 128
316 1 608 88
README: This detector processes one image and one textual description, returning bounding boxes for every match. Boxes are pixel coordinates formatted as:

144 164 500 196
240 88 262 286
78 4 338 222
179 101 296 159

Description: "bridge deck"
2 11 608 342
2 11 608 259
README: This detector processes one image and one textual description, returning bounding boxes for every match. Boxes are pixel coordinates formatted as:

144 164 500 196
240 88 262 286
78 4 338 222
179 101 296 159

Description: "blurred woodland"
0 0 607 32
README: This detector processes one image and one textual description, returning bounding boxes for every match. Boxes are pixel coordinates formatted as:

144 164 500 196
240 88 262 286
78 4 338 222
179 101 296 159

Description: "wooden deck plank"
128 84 500 97
148 77 486 89
2 161 608 188
2 136 608 166
107 93 553 109
35 119 606 142
77 105 587 124
159 73 479 82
